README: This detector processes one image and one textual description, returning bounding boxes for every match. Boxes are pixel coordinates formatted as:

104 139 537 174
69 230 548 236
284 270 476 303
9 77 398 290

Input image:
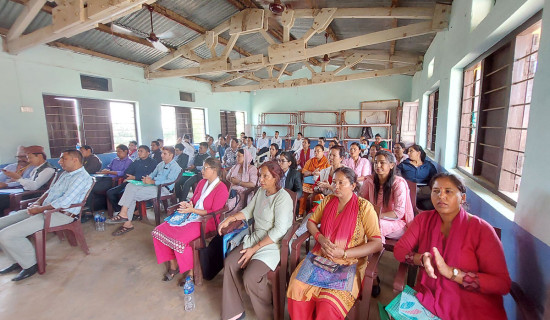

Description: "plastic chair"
24 178 95 274
137 169 184 226
4 171 58 215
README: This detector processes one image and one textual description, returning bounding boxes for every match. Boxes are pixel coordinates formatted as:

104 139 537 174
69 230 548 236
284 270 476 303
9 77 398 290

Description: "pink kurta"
394 209 511 320
342 157 371 179
359 175 414 241
152 179 229 273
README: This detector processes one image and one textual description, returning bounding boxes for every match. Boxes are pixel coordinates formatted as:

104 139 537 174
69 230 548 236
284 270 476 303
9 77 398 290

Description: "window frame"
426 89 439 152
456 12 542 206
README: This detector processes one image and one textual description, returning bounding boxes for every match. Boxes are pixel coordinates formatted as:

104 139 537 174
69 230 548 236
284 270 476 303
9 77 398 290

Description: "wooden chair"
136 169 184 226
391 227 541 319
105 177 125 217
4 171 58 215
21 178 96 274
220 188 299 320
289 227 384 320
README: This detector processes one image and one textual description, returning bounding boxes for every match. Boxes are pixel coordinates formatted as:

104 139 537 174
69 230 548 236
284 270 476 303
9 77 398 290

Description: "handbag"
197 211 224 280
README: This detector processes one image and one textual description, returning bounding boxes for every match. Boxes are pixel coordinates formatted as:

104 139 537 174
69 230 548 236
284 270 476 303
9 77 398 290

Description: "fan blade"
149 39 170 52
111 24 140 37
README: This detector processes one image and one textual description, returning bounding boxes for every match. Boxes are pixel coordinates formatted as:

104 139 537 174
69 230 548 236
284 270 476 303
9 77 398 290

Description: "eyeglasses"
202 166 212 171
277 159 289 163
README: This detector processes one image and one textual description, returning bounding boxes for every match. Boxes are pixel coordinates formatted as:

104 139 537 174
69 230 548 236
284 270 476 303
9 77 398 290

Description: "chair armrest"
220 219 245 235
364 248 384 279
290 231 312 273
167 204 179 215
393 262 409 293
198 205 229 245
19 197 40 210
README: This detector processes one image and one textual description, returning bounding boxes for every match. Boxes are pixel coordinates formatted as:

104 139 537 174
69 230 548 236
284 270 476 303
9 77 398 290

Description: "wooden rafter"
389 0 399 68
6 0 47 41
147 20 436 79
213 64 420 92
291 7 435 19
6 0 156 54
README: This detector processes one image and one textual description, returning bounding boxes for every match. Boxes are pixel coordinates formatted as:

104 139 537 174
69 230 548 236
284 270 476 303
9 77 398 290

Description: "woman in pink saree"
394 173 511 319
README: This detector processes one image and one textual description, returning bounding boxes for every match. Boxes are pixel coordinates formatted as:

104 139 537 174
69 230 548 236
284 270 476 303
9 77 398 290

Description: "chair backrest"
285 188 298 214
157 168 184 198
406 179 420 215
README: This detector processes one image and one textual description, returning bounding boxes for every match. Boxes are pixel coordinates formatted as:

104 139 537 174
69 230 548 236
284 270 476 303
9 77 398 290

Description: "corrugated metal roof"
157 0 239 30
0 0 23 30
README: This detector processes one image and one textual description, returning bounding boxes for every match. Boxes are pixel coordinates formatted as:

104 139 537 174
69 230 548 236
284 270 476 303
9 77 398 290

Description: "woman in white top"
393 142 409 165
315 145 346 197
219 161 294 320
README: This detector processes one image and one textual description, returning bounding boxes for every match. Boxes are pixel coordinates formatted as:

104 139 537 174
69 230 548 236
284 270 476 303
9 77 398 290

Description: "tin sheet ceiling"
0 0 445 89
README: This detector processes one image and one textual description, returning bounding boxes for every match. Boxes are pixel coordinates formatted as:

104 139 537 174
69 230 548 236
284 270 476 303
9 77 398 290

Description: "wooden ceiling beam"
213 64 420 92
7 0 48 41
147 4 291 76
10 0 53 14
292 7 435 19
148 21 435 79
228 0 321 66
95 23 163 50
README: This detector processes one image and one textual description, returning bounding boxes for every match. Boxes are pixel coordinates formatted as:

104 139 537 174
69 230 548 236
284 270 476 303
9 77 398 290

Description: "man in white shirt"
271 131 282 149
181 134 195 165
256 132 270 151
291 132 304 154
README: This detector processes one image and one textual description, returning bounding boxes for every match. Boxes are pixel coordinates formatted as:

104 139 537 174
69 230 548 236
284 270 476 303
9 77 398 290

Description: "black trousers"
106 182 128 212
86 176 115 211
176 173 202 202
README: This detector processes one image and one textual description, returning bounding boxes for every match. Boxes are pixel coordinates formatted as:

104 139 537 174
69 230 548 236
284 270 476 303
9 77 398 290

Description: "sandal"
106 215 129 224
112 225 134 236
162 267 179 281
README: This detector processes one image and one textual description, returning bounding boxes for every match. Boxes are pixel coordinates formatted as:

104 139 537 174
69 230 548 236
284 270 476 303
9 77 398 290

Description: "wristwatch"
451 268 459 280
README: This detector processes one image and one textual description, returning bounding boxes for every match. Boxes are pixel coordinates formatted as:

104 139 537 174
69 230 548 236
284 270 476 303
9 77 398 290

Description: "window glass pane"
110 102 136 147
161 106 177 146
191 108 206 143
236 111 246 136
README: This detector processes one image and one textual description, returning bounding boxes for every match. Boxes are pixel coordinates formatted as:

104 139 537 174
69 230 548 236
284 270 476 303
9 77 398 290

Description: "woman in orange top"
299 145 329 215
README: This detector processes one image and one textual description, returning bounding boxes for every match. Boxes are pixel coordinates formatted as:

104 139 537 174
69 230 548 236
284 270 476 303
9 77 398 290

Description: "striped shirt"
44 166 93 215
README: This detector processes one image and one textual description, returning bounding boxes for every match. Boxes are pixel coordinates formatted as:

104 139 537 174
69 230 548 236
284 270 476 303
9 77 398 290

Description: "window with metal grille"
426 90 439 151
80 74 112 92
179 91 195 102
191 108 206 143
220 111 237 138
457 16 541 205
43 95 136 157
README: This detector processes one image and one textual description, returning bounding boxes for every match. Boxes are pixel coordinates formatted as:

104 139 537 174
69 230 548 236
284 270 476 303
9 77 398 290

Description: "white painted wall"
0 41 251 164
410 0 550 245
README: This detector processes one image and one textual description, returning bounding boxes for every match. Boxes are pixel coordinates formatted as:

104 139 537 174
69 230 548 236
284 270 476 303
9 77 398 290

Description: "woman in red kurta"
394 173 511 319
152 158 229 281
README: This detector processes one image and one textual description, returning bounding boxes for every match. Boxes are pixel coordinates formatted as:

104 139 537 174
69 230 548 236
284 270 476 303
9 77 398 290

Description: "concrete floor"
0 209 400 320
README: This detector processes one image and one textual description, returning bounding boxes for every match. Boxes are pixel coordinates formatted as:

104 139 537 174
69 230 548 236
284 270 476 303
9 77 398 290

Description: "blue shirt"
218 144 227 158
44 166 93 215
0 163 35 187
397 158 437 184
125 157 157 180
150 160 181 191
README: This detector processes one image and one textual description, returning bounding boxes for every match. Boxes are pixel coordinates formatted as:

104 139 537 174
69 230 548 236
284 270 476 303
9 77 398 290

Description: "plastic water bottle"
98 212 106 232
76 143 81 151
94 213 100 231
183 276 195 311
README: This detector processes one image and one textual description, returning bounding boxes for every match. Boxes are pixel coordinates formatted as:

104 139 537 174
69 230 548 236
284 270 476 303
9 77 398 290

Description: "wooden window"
175 107 193 141
457 16 541 204
426 90 439 151
190 108 206 143
43 95 136 157
458 62 482 173
220 111 237 137
161 106 178 145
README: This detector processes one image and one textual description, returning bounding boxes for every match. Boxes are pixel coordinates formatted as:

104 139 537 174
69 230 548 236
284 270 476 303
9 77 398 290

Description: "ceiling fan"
110 4 171 52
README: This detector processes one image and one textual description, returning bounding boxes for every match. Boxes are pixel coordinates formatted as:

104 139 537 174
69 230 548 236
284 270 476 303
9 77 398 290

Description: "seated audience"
239 132 246 147
318 137 328 157
0 149 93 281
106 147 181 235
177 142 210 202
106 145 157 213
152 158 228 282
360 150 414 242
256 131 270 153
225 149 258 215
393 142 408 165
287 167 383 319
299 144 329 216
244 137 257 160
207 136 217 157
219 161 293 320
394 173 511 319
328 139 338 149
314 145 345 197
222 138 239 169
367 144 380 163
359 137 369 156
343 142 371 183
298 138 313 169
0 146 34 189
86 145 132 212
271 131 282 149
81 145 102 174
174 143 190 170
397 144 438 210
157 138 164 148
291 132 304 154
128 140 138 161
278 151 302 200
370 133 388 150
0 146 56 214
180 134 196 165
150 141 162 163
267 143 281 162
